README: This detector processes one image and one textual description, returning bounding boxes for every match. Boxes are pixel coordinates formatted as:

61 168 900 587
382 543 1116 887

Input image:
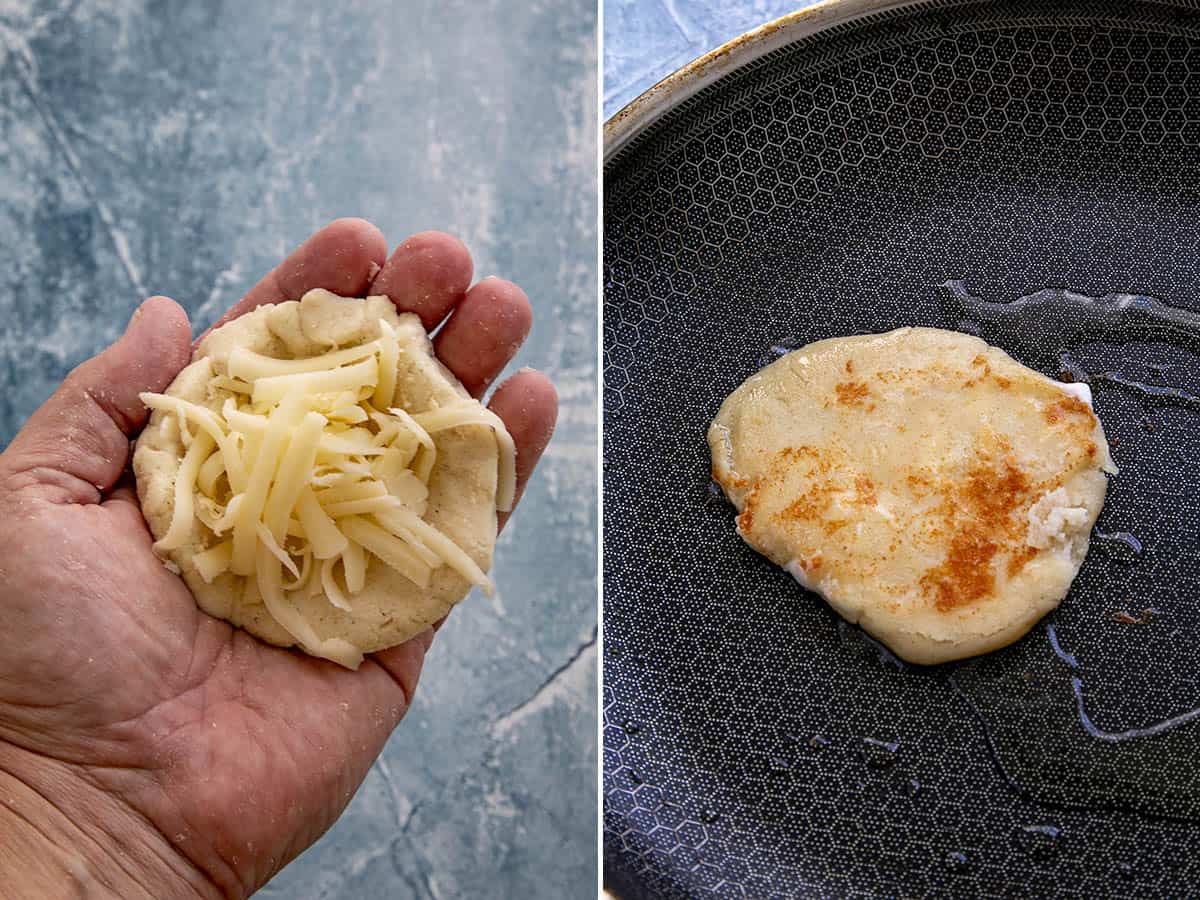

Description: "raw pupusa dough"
134 289 509 668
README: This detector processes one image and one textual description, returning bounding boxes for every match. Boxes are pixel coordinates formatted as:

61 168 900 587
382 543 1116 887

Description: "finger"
376 375 555 657
365 626 435 708
102 473 152 535
433 278 533 397
200 218 388 340
367 231 473 331
489 369 557 531
420 372 556 637
0 296 191 502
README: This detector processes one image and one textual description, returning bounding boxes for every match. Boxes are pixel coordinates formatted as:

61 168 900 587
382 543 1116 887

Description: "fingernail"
125 302 146 331
126 296 165 334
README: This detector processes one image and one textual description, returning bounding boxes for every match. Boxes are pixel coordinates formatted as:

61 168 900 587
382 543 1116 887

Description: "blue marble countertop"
0 1 596 896
604 0 821 120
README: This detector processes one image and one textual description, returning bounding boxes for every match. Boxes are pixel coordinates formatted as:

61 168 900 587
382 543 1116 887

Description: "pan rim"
603 0 929 164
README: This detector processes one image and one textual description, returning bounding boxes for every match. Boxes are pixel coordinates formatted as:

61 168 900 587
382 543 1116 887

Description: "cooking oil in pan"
756 335 808 369
859 737 900 769
942 281 1200 820
1045 622 1200 743
940 280 1200 364
953 627 1200 819
760 280 1200 384
943 850 970 873
1091 530 1143 563
1074 364 1200 411
1015 824 1063 860
896 775 922 798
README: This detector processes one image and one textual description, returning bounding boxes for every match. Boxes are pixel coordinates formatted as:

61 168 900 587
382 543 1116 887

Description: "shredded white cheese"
229 340 380 380
320 556 353 612
411 404 516 511
193 540 232 583
340 538 367 594
153 432 215 553
139 314 514 669
251 357 378 406
372 319 399 409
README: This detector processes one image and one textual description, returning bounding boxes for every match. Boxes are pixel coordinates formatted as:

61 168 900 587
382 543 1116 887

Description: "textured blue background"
0 1 596 896
604 0 820 118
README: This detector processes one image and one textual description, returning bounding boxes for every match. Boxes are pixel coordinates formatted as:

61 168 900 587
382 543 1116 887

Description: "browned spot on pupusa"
1006 545 1039 578
779 485 835 524
854 475 877 506
835 381 870 406
919 449 1037 612
735 482 760 533
1043 395 1094 425
963 354 1012 390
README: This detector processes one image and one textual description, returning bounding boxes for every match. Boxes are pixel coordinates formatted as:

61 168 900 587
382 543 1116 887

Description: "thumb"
0 296 191 502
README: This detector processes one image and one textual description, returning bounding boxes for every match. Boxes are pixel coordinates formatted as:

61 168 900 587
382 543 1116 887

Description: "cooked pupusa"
134 289 515 669
708 327 1116 665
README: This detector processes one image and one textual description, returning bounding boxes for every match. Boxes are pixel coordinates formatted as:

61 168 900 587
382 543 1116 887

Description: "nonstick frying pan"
603 1 1200 895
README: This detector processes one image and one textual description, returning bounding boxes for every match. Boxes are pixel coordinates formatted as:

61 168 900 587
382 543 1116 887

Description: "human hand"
0 219 557 899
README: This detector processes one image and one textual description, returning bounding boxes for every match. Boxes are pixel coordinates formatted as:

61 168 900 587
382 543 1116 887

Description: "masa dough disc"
708 327 1115 665
134 290 499 660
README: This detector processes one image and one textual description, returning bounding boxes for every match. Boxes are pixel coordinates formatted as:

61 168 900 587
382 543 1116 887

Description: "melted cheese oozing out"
140 316 514 669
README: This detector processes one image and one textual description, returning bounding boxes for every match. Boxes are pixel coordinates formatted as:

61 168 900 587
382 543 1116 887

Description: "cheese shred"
412 404 516 511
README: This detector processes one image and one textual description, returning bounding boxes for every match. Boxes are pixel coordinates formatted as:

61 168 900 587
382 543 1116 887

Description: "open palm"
0 219 556 899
